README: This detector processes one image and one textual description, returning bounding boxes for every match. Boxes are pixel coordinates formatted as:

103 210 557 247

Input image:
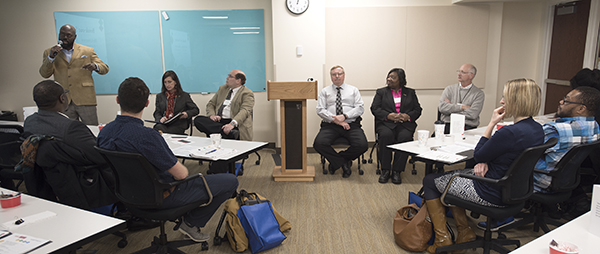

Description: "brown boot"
426 199 452 254
450 207 476 244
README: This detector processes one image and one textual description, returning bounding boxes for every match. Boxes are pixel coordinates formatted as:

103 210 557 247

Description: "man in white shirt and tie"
313 65 368 178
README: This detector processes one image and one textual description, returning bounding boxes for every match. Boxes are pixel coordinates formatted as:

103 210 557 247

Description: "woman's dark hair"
388 68 407 87
161 70 183 95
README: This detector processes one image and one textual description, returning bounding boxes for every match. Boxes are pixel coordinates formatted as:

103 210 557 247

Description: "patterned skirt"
433 168 502 207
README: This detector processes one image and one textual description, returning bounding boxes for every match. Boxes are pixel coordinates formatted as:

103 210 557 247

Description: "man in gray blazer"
23 80 115 209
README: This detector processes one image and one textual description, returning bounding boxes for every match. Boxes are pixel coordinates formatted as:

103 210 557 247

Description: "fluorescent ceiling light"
203 16 228 19
233 32 260 35
230 27 261 30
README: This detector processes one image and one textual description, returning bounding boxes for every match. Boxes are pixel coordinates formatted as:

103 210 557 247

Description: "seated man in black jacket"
23 80 116 209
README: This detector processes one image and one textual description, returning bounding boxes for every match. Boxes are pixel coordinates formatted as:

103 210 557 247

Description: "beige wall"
0 0 561 146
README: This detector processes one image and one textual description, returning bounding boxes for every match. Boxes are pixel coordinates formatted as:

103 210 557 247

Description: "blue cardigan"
473 117 544 205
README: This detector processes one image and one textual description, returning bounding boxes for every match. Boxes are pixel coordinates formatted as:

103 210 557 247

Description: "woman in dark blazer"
153 70 199 134
371 68 422 184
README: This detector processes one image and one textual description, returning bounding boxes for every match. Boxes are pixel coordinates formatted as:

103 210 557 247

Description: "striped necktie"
336 87 343 115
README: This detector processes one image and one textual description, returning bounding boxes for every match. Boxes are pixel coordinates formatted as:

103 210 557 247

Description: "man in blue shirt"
98 77 238 242
533 86 600 192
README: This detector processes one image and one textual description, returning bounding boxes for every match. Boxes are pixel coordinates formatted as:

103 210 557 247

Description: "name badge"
394 97 401 104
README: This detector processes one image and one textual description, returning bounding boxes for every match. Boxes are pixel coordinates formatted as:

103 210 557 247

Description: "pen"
205 149 217 154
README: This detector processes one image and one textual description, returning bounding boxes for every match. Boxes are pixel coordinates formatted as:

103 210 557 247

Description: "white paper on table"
2 211 56 230
450 113 465 137
417 150 467 164
589 184 600 237
0 233 51 254
432 142 475 154
189 146 237 161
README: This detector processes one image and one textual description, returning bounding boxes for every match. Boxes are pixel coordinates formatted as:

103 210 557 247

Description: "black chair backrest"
0 124 24 144
0 141 22 168
95 146 172 209
501 137 558 204
549 139 600 192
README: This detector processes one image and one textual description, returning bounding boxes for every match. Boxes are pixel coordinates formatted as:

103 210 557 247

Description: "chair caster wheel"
368 158 373 163
323 169 328 174
376 169 381 175
201 241 209 250
255 160 260 165
358 170 364 175
118 239 128 248
412 169 417 175
214 236 223 246
497 233 507 239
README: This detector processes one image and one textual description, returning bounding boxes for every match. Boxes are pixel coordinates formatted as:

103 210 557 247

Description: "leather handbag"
393 202 433 252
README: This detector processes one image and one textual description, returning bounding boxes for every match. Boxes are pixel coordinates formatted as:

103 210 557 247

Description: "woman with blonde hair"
421 78 544 253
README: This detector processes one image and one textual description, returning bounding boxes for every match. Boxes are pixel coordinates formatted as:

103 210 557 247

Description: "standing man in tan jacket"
40 24 109 125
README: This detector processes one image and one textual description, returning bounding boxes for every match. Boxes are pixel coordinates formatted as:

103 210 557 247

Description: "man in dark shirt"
98 77 238 242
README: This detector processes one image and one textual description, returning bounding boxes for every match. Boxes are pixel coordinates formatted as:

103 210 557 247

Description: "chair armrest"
165 173 213 207
440 173 501 206
166 173 203 187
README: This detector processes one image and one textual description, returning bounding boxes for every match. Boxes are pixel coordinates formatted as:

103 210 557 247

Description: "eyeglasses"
456 70 473 75
560 96 585 106
331 72 344 76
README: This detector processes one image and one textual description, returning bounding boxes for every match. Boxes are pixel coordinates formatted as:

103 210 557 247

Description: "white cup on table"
210 133 221 148
417 130 430 147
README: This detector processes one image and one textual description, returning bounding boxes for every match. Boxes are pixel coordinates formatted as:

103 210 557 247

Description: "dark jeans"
313 121 368 170
162 173 238 227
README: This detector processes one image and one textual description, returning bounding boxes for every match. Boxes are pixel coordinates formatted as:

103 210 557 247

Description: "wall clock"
287 0 309 15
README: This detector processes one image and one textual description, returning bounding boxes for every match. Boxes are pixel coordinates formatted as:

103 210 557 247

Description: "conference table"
162 133 268 173
0 187 126 254
510 211 600 253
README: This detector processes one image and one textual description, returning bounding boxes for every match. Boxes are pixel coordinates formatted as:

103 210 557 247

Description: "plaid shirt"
534 116 599 192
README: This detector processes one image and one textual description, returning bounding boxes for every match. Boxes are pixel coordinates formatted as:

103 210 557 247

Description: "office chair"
96 146 212 253
435 138 557 254
321 136 365 175
499 139 600 234
0 124 24 190
0 140 24 191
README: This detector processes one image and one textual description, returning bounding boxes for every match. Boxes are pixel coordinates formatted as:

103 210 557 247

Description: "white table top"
163 133 268 161
0 188 126 253
511 212 600 253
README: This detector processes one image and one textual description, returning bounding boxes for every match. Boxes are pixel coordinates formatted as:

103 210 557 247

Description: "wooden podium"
267 81 318 181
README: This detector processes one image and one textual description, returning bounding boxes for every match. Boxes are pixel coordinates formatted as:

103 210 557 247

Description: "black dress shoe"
328 164 337 175
342 163 352 178
378 170 390 183
391 171 402 184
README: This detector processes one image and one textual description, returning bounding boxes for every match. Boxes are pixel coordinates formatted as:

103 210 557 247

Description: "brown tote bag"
393 202 433 252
